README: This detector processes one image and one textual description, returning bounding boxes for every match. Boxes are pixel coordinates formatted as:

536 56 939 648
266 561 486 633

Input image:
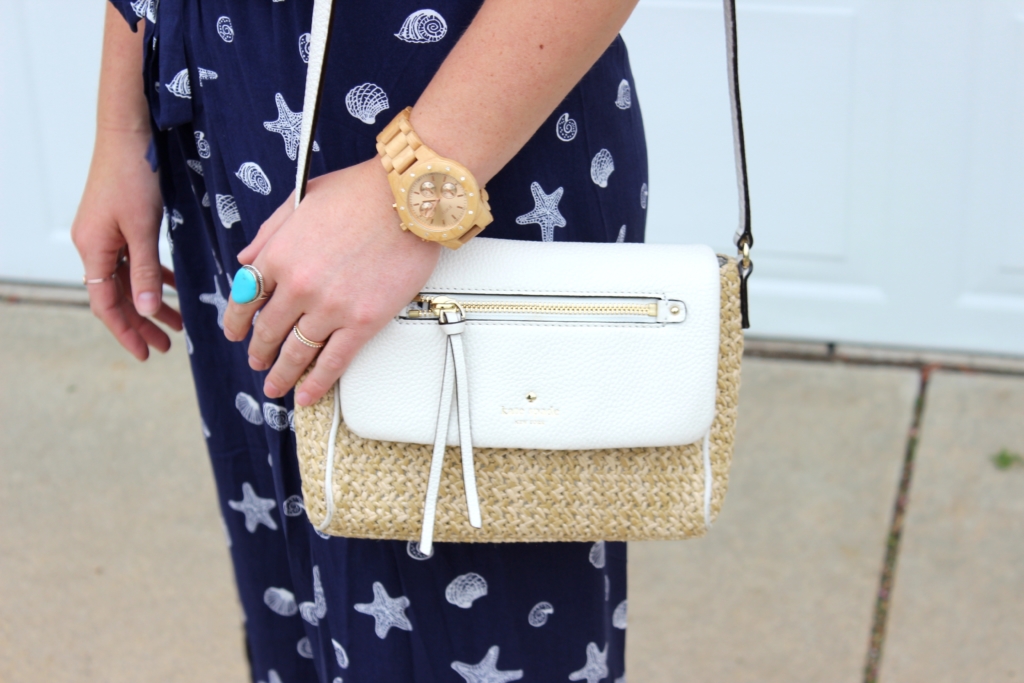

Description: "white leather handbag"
294 0 753 554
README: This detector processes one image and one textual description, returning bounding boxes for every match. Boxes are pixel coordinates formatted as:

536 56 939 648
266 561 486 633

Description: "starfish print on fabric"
227 482 278 533
515 181 566 242
451 646 523 683
264 93 304 161
198 276 228 330
353 581 413 639
569 642 609 683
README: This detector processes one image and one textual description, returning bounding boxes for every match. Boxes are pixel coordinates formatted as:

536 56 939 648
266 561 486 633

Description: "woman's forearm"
96 4 149 136
411 0 640 185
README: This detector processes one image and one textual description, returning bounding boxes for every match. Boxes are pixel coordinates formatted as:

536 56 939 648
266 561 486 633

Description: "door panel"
623 0 1024 355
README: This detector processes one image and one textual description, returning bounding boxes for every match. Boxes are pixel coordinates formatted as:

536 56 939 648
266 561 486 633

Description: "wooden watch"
376 107 493 249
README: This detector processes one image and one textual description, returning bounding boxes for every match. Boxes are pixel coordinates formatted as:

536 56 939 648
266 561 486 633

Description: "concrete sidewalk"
1 299 1022 683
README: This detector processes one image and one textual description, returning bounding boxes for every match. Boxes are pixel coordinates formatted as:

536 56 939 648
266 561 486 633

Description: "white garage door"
2 0 1022 355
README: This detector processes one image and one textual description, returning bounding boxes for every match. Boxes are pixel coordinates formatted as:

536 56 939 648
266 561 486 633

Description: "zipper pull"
431 296 466 332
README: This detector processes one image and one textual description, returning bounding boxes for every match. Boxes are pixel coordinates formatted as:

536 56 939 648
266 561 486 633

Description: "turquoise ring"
231 265 267 304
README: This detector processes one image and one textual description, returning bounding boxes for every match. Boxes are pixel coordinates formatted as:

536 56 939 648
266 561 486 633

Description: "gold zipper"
407 295 659 319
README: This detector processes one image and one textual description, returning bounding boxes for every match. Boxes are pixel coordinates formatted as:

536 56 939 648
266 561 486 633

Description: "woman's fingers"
261 319 331 399
89 279 151 360
294 329 366 406
121 297 172 353
237 192 295 264
161 265 177 290
222 257 279 342
153 302 184 331
124 224 164 317
246 291 305 377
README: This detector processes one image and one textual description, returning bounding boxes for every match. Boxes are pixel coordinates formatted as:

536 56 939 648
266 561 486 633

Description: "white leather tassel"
419 314 481 555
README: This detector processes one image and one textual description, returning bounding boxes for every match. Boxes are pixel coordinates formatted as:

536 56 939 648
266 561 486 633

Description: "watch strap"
376 107 430 175
376 107 493 249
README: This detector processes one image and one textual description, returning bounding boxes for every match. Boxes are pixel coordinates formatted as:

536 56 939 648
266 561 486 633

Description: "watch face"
408 173 467 230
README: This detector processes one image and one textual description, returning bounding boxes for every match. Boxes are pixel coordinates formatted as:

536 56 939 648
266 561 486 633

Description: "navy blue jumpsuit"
109 2 648 681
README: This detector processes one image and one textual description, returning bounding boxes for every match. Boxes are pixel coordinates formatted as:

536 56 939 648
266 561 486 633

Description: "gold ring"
83 253 129 285
292 325 326 349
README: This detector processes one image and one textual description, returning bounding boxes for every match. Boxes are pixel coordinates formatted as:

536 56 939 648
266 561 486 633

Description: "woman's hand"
222 159 441 407
71 128 183 360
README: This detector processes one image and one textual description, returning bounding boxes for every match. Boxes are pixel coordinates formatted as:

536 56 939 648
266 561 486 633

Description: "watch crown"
392 203 397 209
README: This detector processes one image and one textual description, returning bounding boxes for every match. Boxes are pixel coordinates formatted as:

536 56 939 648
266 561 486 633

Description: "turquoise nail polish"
231 266 259 303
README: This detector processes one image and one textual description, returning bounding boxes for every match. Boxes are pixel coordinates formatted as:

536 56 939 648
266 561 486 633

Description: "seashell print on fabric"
616 225 626 243
332 640 350 669
612 599 627 629
299 33 311 63
236 162 272 195
267 670 283 683
263 403 289 431
235 392 264 425
299 601 319 626
556 113 578 142
186 159 204 176
640 182 648 209
528 601 554 627
201 417 211 438
283 495 305 517
201 192 210 208
165 69 192 99
288 410 295 432
395 9 448 44
445 572 488 608
216 193 241 227
605 575 611 600
615 79 632 109
194 131 211 158
345 83 390 124
589 540 606 568
297 637 314 659
590 149 615 188
313 565 327 618
198 67 218 85
131 0 156 23
216 16 234 43
406 541 433 560
184 329 194 355
169 209 184 229
263 587 298 616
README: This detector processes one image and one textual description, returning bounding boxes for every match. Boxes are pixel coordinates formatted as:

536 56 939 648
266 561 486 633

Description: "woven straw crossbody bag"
294 0 753 554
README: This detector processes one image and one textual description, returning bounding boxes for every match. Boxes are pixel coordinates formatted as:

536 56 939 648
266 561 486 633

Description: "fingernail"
137 292 159 316
249 356 268 371
296 391 312 406
264 381 279 398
